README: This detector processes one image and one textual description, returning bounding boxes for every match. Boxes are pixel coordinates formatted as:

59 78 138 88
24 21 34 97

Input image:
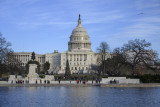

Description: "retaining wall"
102 77 140 84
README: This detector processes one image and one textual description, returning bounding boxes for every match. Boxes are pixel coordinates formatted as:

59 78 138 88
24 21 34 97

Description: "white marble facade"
12 15 111 74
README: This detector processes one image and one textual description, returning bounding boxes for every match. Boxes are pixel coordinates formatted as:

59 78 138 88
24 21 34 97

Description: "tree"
0 33 12 63
96 41 110 75
104 48 127 76
91 64 102 77
44 61 50 73
65 59 71 79
0 33 22 77
121 39 155 75
153 51 160 66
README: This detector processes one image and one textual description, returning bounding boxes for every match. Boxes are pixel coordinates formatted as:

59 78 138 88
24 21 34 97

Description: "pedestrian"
83 81 86 84
96 78 98 83
98 79 100 84
77 80 79 84
59 79 60 84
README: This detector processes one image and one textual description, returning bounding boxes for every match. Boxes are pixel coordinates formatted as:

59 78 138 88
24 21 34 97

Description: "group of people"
15 80 29 84
57 78 101 84
14 80 50 84
110 79 119 84
15 80 23 84
76 79 86 84
44 80 50 84
93 78 101 84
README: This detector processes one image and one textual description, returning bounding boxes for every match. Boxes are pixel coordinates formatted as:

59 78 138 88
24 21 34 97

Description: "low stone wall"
119 79 140 84
5 80 94 85
50 81 93 84
101 77 140 84
0 81 9 84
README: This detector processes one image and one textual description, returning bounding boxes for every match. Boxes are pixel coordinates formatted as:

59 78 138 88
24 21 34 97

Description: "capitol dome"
68 14 91 52
71 22 89 37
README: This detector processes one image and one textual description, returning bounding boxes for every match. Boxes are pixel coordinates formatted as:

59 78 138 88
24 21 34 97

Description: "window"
80 55 82 61
75 67 77 70
70 55 72 61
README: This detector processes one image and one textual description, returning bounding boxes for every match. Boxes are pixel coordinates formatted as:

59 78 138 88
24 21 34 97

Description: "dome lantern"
77 14 82 27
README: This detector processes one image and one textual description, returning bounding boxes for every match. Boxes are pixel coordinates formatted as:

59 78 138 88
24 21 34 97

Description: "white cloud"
134 17 160 23
116 23 160 38
135 0 160 10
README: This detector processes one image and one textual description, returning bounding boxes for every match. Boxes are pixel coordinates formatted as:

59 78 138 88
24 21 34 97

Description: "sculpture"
31 51 36 61
79 14 81 20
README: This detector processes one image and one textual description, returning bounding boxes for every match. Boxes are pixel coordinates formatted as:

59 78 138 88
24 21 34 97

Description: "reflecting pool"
0 86 160 107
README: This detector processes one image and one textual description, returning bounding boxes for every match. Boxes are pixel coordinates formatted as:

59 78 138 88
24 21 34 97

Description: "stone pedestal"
27 64 39 84
45 75 55 81
17 75 23 80
8 75 16 84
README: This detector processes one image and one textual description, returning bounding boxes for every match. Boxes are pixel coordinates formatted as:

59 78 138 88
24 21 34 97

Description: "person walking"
59 79 61 84
77 80 79 84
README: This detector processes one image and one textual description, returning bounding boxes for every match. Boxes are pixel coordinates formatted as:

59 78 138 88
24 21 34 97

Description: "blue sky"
0 0 160 55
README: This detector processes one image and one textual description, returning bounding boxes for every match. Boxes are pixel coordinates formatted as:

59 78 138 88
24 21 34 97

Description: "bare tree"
121 39 155 74
91 64 102 77
0 33 23 76
0 33 12 63
96 41 110 75
104 48 127 76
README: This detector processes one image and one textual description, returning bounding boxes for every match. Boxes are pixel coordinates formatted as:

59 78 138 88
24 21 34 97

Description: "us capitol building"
13 15 111 74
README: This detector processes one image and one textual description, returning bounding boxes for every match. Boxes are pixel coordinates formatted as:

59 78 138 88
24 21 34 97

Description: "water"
0 86 160 107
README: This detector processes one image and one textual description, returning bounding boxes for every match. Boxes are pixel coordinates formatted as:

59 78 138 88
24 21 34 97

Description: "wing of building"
12 15 111 74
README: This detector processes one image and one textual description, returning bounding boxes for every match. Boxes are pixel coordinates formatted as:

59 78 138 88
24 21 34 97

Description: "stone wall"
0 81 9 84
101 77 140 84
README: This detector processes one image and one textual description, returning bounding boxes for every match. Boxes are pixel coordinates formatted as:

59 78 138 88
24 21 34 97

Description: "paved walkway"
1 83 160 87
0 83 100 87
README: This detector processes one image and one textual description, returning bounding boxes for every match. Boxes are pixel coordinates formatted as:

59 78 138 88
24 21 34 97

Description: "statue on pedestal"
31 52 36 61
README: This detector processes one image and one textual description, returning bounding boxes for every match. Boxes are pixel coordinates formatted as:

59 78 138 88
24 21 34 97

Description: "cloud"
14 22 76 26
134 17 160 23
135 0 160 10
83 11 125 24
115 23 160 38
